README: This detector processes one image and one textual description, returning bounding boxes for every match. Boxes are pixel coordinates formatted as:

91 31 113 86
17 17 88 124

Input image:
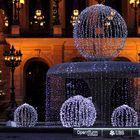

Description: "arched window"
24 58 49 121
29 0 50 35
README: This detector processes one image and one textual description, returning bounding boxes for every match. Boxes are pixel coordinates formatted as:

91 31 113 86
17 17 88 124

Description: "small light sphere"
111 104 138 127
14 103 38 127
73 4 127 60
60 95 97 127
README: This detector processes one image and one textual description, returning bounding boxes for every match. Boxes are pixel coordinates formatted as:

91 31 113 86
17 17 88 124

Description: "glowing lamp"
73 9 79 16
36 10 42 17
20 0 24 4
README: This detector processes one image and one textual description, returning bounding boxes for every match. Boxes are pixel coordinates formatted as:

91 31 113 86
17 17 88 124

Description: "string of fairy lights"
14 103 38 127
73 4 127 60
111 104 138 127
60 95 96 127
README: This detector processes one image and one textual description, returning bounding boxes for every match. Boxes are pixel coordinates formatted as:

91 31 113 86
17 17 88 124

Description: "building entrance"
25 59 49 121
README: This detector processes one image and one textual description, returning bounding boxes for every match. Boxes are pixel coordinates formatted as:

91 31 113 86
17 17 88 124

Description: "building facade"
0 0 140 121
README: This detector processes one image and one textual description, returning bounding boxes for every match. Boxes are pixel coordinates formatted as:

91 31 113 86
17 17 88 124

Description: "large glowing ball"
111 104 138 127
60 95 96 127
73 4 127 60
14 103 38 127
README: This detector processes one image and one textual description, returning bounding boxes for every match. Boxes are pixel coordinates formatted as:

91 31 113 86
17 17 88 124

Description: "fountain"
46 4 140 127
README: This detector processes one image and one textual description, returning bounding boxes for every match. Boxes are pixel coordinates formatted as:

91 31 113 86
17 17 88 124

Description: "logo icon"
109 130 115 136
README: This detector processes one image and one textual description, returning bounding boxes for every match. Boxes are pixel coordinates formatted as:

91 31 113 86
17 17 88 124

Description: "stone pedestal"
53 25 62 37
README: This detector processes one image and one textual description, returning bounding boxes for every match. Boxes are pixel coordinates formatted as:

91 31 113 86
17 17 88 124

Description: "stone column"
11 0 20 36
52 0 62 37
19 0 29 32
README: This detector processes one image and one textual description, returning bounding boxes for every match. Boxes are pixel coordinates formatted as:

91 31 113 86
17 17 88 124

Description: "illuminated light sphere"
73 4 127 60
14 103 38 127
111 104 138 127
60 95 96 127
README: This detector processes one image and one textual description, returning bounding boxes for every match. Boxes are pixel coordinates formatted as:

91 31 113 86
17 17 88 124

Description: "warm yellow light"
137 0 140 4
73 9 79 16
11 56 14 60
13 0 24 5
5 20 8 27
130 0 140 7
18 56 21 61
20 0 24 4
105 22 111 26
4 56 8 61
36 10 42 16
70 9 79 26
111 10 116 16
107 16 113 21
130 0 135 4
40 22 44 26
7 57 10 61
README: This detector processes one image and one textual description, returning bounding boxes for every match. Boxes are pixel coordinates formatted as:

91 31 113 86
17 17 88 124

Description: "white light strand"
47 61 140 78
73 4 127 60
111 104 138 127
14 103 38 127
60 95 96 127
46 76 66 121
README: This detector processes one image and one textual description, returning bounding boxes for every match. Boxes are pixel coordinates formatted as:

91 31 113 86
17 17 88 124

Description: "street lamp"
3 45 22 119
129 0 140 35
